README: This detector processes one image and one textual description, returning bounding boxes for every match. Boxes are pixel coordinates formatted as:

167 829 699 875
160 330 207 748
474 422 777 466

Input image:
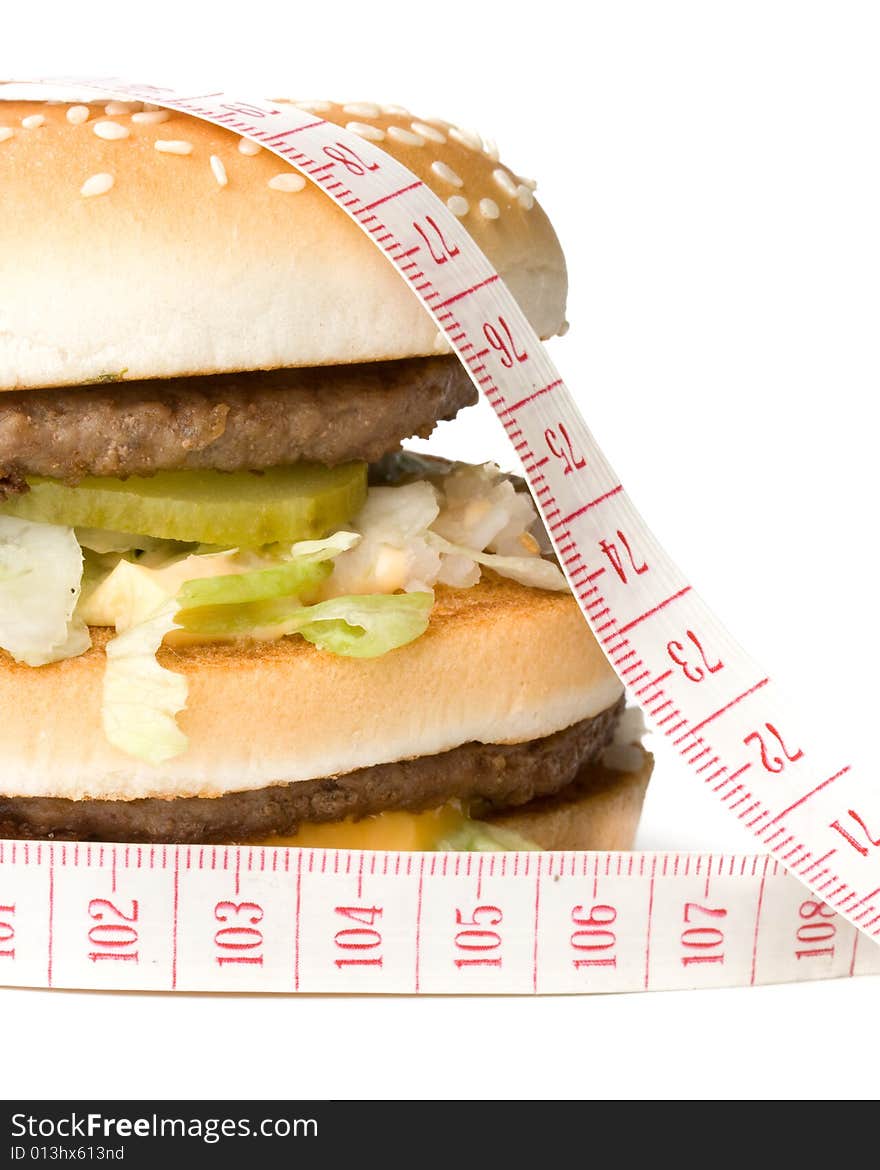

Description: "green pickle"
0 463 368 547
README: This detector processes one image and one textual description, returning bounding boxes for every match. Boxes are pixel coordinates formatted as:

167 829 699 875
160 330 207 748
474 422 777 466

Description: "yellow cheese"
261 804 468 851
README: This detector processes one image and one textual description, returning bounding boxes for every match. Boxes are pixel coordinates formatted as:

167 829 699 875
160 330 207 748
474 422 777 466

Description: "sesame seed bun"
0 577 622 803
0 98 567 392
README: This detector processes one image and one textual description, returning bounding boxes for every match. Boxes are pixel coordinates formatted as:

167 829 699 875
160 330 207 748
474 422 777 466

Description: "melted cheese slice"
260 804 468 851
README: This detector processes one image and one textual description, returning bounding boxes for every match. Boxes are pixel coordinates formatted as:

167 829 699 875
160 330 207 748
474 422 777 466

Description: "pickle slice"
0 464 368 547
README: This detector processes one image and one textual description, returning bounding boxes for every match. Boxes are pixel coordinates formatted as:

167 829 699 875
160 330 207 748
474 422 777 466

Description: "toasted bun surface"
0 98 567 391
0 578 622 802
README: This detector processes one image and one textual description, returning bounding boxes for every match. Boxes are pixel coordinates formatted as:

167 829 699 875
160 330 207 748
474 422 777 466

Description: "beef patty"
0 699 624 844
0 356 476 483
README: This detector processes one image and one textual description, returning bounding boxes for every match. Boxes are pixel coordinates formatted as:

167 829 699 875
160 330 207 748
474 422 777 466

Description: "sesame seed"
449 126 482 151
294 100 332 112
478 197 500 220
492 168 518 198
105 101 139 116
447 195 469 217
346 121 385 141
483 138 500 162
382 104 411 116
411 121 445 144
431 160 463 187
386 126 424 146
238 138 261 156
66 105 90 126
132 110 170 125
94 121 130 141
0 128 13 144
21 115 45 130
155 140 193 155
80 173 114 198
516 184 535 210
268 173 306 192
342 102 382 118
210 155 228 187
520 176 538 191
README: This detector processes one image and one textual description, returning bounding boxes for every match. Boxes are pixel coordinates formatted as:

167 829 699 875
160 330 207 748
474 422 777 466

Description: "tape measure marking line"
46 855 54 988
749 863 768 985
171 849 180 990
770 766 852 824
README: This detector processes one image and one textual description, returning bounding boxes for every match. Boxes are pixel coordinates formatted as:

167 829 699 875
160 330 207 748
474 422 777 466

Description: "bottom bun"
485 745 653 851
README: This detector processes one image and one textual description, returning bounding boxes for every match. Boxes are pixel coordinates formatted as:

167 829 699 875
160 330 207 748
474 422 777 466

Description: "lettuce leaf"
0 516 90 666
438 821 543 851
179 591 433 657
176 531 358 610
425 532 568 591
289 592 433 658
102 599 188 764
177 558 330 610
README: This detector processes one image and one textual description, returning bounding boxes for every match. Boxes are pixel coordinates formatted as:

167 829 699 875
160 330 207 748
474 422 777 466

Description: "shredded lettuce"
0 516 90 666
327 483 440 595
327 469 561 596
438 821 543 851
425 532 568 591
288 531 361 562
431 462 539 555
102 599 188 764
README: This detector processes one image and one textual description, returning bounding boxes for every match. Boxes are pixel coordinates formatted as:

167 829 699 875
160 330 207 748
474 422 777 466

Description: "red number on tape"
334 905 383 968
830 808 880 857
454 905 503 968
0 903 14 960
483 316 528 368
88 897 139 963
214 900 264 967
681 902 726 967
795 899 837 960
571 904 617 969
600 531 649 585
667 630 724 683
744 723 804 774
544 423 586 475
413 215 459 265
323 141 379 176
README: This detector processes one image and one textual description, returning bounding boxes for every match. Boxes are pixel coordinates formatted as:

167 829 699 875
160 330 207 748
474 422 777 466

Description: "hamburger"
0 93 651 852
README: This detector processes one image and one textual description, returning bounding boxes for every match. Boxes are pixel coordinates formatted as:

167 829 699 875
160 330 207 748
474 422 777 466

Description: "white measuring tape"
0 76 877 995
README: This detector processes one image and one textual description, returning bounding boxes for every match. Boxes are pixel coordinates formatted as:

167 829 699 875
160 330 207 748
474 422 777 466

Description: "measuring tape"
0 76 877 995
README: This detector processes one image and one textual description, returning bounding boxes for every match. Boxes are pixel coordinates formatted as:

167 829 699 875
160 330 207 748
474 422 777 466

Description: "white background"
2 0 879 1101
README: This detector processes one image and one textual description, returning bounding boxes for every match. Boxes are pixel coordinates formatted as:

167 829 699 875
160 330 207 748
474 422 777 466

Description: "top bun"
0 97 568 391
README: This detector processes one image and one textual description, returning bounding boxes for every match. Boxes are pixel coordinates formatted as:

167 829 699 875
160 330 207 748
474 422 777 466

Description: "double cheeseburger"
0 93 651 851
